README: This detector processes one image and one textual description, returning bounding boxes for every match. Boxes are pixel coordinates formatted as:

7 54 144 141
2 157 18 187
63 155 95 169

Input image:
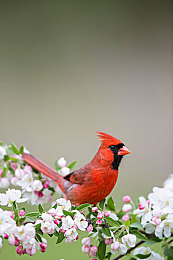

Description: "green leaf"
131 230 148 241
35 223 41 229
101 226 111 237
107 197 115 211
169 246 173 257
77 203 91 211
56 232 64 244
164 246 169 257
135 253 151 259
117 210 124 219
1 167 8 178
131 214 137 223
99 199 105 210
4 155 9 161
26 212 40 217
11 142 20 155
38 204 44 214
54 160 61 171
9 157 19 162
98 240 106 260
14 209 19 224
68 161 77 171
114 229 122 239
145 237 162 245
130 222 143 229
63 210 75 218
19 146 24 154
104 216 120 228
19 217 26 225
125 219 130 227
9 167 15 175
36 233 42 243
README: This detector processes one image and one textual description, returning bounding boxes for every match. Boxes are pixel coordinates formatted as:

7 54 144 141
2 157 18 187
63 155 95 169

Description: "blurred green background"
0 0 172 259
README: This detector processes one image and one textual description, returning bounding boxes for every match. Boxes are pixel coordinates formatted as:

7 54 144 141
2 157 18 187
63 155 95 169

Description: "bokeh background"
0 0 172 259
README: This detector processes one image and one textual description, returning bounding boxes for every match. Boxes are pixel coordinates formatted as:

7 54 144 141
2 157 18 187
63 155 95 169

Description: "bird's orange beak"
118 146 131 156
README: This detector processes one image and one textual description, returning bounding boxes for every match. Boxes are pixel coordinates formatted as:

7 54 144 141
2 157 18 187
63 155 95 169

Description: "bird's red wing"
64 165 91 185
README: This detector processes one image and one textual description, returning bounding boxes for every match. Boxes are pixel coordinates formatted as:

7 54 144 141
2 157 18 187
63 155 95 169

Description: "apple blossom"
122 203 132 213
122 234 136 247
123 195 131 202
0 146 6 159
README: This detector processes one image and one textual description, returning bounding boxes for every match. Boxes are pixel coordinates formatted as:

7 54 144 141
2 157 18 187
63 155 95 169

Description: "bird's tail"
22 152 66 193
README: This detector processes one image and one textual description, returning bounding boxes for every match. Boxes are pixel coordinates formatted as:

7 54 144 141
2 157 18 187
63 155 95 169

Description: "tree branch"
112 231 173 260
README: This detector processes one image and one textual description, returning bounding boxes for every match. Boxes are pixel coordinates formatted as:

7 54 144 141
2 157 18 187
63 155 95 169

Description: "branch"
112 231 173 260
113 240 145 260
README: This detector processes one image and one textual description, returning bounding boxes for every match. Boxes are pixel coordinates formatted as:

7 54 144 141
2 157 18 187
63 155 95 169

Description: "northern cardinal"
22 132 130 205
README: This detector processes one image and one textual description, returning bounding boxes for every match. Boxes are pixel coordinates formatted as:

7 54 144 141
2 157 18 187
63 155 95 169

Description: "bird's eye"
109 145 116 149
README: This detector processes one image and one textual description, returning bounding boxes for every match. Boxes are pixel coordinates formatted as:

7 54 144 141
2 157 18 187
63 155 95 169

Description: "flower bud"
105 238 112 245
26 247 37 256
96 219 102 225
40 243 47 253
82 237 91 247
92 207 98 212
123 195 131 203
19 209 25 216
4 233 9 239
58 157 66 168
97 213 104 219
16 245 24 255
122 214 130 222
54 219 60 225
122 204 132 213
8 234 15 245
139 203 145 210
104 211 110 217
87 224 93 232
81 245 91 254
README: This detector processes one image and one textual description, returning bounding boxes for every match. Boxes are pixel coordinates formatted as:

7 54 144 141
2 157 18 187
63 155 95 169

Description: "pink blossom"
26 247 37 256
43 180 49 189
81 237 91 247
92 207 98 212
8 234 16 245
139 202 145 210
97 213 104 219
96 219 102 225
105 238 112 245
9 211 15 219
82 245 91 254
11 162 17 171
54 219 60 225
19 209 25 216
123 195 131 203
122 215 130 222
4 233 9 239
15 238 20 246
104 211 110 217
40 243 47 253
122 204 132 213
152 216 161 225
16 245 25 256
87 224 93 232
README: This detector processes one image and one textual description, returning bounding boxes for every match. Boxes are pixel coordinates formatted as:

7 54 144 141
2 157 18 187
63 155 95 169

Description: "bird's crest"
97 132 122 146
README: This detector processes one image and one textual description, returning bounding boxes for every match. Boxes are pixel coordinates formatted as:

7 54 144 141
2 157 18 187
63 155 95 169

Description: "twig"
112 231 173 260
113 240 145 260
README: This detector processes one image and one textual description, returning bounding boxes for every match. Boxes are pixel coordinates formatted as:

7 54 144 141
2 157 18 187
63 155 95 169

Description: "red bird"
22 132 130 206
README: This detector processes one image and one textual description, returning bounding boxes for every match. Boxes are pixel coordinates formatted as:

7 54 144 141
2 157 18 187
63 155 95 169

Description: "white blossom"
58 157 66 168
0 146 6 159
0 189 28 207
122 234 136 248
62 216 74 230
